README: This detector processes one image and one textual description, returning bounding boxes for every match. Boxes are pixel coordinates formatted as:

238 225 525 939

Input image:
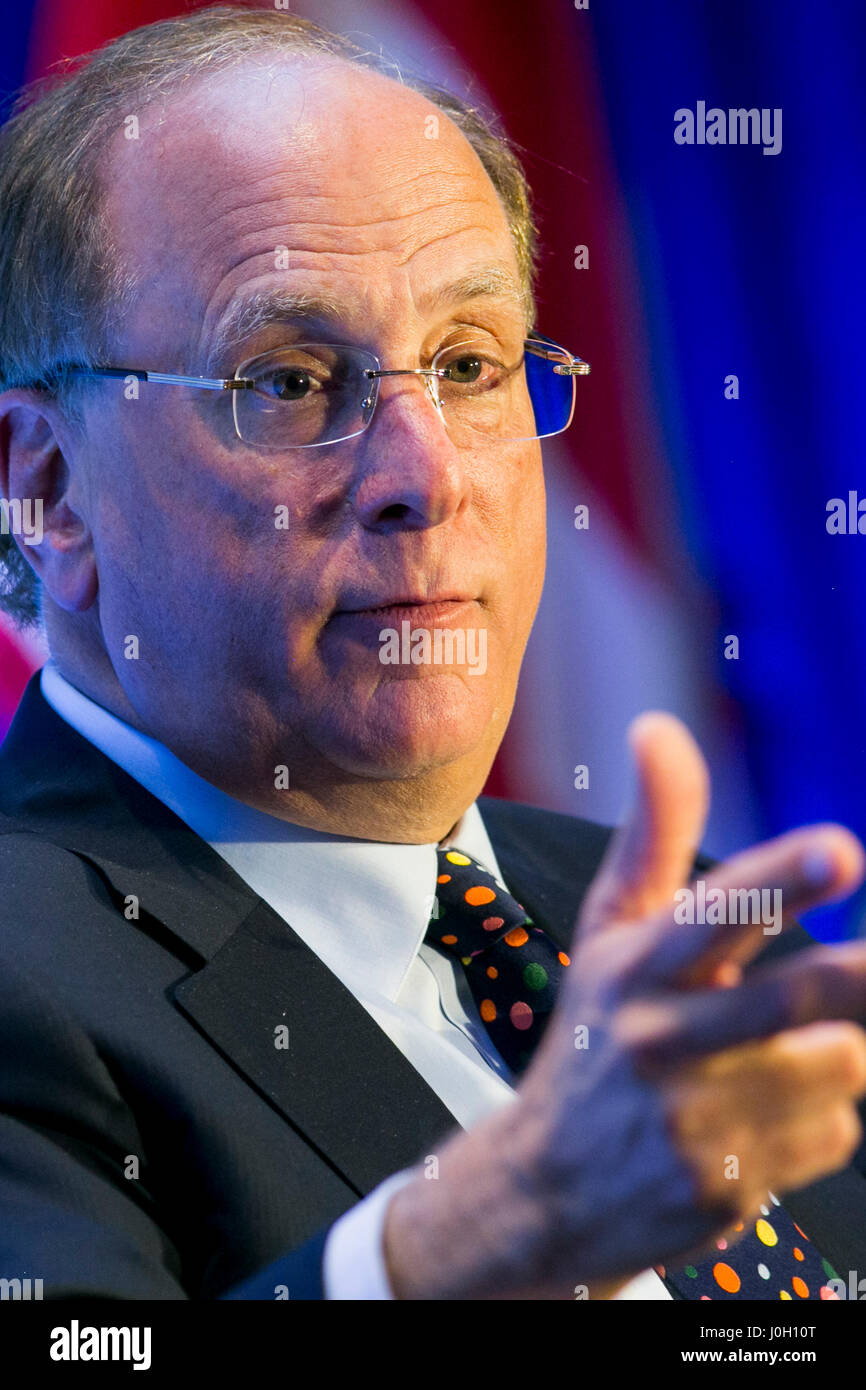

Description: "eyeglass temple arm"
63 366 251 391
525 342 591 377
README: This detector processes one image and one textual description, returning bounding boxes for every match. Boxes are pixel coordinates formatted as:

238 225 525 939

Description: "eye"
436 344 509 394
443 352 485 384
249 346 347 402
264 365 319 401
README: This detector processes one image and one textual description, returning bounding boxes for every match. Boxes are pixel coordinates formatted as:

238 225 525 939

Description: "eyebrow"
417 265 527 316
204 265 529 371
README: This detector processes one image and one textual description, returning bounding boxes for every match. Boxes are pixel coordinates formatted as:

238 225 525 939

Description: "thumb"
578 712 710 938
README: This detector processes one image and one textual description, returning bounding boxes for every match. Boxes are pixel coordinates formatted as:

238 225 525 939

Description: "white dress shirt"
39 661 669 1300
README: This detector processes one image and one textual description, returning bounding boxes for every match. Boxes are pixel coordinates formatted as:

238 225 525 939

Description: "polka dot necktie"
656 1196 842 1300
427 848 570 1075
426 847 843 1300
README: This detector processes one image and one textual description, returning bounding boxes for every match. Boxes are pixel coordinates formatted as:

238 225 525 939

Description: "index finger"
638 823 866 988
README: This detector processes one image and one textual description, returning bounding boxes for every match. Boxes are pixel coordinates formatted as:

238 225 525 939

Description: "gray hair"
0 4 539 628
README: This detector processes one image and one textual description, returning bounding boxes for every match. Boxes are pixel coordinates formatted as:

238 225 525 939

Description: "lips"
339 593 473 613
331 595 479 629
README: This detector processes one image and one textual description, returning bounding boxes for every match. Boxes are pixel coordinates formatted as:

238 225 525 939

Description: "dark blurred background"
1 0 864 938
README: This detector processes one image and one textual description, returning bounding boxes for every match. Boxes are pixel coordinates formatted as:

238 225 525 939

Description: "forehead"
102 58 522 353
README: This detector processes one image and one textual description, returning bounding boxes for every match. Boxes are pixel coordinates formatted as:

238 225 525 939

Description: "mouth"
331 595 481 628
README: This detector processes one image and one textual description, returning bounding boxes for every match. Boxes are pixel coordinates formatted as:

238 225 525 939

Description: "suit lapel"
0 676 458 1193
173 898 458 1194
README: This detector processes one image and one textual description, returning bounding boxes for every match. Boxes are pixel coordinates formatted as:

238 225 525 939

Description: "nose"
350 371 469 533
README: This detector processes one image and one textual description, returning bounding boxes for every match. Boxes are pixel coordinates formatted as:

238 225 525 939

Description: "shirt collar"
40 661 505 1002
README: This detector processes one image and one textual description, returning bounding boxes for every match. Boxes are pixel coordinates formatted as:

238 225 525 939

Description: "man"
1 7 866 1301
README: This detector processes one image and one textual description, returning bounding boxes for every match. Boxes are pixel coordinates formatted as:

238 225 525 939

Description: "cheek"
91 404 293 585
491 453 546 624
521 455 547 565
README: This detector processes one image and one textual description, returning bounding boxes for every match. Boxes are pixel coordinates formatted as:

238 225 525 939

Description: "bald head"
101 59 527 375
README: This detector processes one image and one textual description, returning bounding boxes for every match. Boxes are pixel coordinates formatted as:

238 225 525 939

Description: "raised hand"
384 714 866 1299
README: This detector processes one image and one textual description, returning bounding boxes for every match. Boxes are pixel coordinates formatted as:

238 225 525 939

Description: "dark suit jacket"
1 674 865 1300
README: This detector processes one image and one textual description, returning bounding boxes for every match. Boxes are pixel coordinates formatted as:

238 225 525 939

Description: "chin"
315 672 498 779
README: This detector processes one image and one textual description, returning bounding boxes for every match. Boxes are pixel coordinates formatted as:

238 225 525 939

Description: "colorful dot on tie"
793 1247 804 1261
446 852 472 865
756 1219 777 1246
480 999 497 1022
504 926 529 948
437 874 451 884
558 951 570 967
465 885 496 906
779 1290 791 1300
792 1222 808 1241
769 1193 780 1205
461 956 471 965
486 966 498 979
760 1203 770 1215
713 1264 741 1294
820 1285 840 1300
822 1258 838 1280
792 1276 809 1299
757 1264 770 1280
482 916 504 932
734 1222 744 1233
510 1001 533 1030
684 1266 698 1279
716 1238 727 1250
523 963 548 991
440 934 458 945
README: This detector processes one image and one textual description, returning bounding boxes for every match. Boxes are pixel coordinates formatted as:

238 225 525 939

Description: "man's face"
72 59 546 828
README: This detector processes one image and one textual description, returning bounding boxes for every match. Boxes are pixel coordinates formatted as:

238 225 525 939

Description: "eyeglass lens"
232 339 576 448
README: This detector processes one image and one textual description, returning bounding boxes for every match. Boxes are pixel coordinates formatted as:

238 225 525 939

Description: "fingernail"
801 848 835 887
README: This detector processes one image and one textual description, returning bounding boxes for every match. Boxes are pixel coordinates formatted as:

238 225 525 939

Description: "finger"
753 1102 862 1194
620 945 866 1067
675 1100 862 1205
638 823 865 986
579 712 710 937
667 1023 866 1133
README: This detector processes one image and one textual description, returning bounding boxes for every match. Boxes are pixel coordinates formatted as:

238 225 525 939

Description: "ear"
0 390 98 613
